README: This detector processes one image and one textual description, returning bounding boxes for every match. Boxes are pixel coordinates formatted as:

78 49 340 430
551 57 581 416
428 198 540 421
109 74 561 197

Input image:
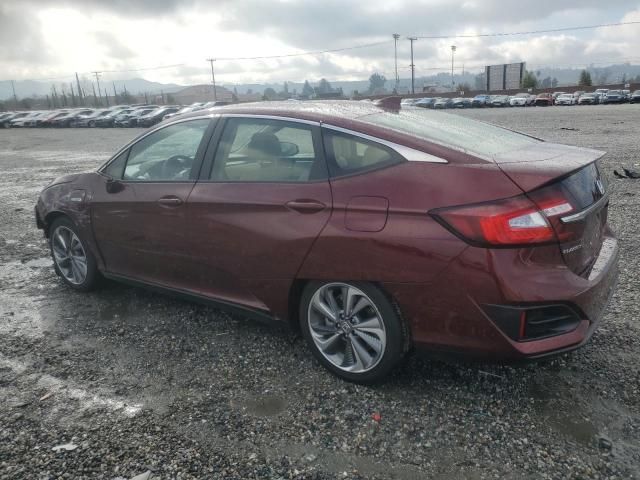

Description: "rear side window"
210 118 327 182
322 129 403 178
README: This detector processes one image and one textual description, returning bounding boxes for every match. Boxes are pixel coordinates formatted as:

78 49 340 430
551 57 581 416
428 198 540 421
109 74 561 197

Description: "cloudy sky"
1 0 640 87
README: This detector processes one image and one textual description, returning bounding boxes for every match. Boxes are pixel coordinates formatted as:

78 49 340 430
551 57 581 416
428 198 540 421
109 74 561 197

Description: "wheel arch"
288 278 412 352
43 210 71 237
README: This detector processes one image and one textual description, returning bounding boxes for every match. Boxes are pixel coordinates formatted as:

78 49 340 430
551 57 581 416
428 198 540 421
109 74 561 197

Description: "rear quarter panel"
298 161 524 284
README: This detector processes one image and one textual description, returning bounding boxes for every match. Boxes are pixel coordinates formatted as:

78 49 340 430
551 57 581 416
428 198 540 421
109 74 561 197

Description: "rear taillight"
431 190 575 247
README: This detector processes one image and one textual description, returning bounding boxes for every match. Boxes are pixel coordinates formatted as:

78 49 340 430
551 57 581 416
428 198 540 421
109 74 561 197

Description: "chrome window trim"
560 192 610 224
321 124 448 164
219 113 320 126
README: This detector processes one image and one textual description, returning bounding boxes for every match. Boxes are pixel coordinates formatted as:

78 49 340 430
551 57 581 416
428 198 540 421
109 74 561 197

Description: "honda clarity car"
35 99 619 383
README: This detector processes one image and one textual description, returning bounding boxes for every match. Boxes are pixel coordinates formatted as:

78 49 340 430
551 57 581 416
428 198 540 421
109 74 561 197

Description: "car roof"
171 100 394 125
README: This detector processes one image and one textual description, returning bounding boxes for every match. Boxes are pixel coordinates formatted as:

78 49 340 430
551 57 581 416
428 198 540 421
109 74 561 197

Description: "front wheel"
300 281 408 384
49 217 99 291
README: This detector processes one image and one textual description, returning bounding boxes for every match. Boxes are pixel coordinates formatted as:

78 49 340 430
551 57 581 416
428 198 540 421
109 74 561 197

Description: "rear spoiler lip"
494 143 606 193
492 142 605 165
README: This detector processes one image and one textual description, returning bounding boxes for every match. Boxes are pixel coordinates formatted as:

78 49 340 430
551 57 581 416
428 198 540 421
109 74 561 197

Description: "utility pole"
206 58 217 101
104 88 110 107
11 80 18 109
75 72 84 106
408 37 417 94
392 33 400 92
451 45 457 91
91 83 98 107
92 71 102 106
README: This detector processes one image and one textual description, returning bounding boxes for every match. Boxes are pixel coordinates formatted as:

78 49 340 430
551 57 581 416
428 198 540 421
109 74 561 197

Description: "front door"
91 119 213 287
187 116 332 316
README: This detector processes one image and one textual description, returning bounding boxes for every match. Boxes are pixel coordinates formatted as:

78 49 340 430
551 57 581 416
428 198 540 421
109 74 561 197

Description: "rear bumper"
384 233 619 359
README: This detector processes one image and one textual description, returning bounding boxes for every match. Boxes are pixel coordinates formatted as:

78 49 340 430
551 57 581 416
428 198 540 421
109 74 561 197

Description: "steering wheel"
162 155 192 179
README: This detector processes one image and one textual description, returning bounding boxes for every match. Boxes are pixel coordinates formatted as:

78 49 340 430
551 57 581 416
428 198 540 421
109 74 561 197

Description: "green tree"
456 82 471 93
521 70 538 89
578 70 592 87
263 87 277 100
316 78 333 94
368 73 386 93
301 80 314 98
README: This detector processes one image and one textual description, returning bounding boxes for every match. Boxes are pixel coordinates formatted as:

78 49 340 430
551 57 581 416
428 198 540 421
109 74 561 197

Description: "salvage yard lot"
0 104 639 479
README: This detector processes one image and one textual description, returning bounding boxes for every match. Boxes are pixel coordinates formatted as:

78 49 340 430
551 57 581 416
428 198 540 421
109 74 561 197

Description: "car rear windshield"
358 110 539 158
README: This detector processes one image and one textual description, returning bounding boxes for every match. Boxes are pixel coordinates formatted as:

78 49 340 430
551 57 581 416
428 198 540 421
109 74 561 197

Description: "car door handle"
285 199 326 214
157 196 184 207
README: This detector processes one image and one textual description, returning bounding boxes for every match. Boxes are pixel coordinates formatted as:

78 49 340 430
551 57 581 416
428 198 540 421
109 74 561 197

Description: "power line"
214 40 391 61
415 20 640 39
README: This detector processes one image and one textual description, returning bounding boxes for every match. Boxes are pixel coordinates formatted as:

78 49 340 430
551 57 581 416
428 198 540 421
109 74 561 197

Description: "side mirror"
106 178 124 194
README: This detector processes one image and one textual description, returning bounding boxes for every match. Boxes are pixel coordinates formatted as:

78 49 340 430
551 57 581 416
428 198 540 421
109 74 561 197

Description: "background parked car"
113 108 152 127
137 106 180 127
1 112 28 128
400 98 420 107
51 109 95 127
95 108 135 127
555 93 576 106
630 90 640 104
535 93 554 106
490 95 510 107
10 111 44 127
603 90 627 104
509 93 534 107
451 97 472 108
414 98 436 109
37 110 70 127
471 94 491 107
72 109 113 127
163 102 204 120
433 97 452 109
578 93 599 105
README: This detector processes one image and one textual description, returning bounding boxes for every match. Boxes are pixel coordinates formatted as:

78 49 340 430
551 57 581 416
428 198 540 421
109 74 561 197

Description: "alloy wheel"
307 283 387 373
51 226 88 285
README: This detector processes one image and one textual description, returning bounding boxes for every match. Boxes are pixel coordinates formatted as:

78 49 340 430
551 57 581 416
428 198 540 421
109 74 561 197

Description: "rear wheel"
49 217 99 291
300 281 408 384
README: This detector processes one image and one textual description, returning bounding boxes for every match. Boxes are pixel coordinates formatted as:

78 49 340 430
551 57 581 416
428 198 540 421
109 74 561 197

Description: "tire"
299 281 408 384
49 217 99 292
88 121 95 127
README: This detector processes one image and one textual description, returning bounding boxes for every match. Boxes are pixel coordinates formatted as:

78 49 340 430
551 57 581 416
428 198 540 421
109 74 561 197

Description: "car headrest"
248 132 281 156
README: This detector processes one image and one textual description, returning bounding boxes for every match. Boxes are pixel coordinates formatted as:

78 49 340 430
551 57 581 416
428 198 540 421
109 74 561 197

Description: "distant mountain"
0 77 184 101
2 63 639 101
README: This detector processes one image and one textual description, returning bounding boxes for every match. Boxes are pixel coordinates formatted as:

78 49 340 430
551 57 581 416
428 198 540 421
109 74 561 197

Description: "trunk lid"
494 143 608 277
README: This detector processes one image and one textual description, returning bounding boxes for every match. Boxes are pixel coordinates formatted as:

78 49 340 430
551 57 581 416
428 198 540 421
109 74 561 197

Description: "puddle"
241 393 287 417
0 355 142 418
529 376 598 446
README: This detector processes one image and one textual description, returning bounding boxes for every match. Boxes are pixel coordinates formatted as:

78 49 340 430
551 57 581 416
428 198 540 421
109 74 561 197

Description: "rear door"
186 116 332 315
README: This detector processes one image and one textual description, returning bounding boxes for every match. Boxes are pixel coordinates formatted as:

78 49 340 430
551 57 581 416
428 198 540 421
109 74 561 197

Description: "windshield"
358 110 539 158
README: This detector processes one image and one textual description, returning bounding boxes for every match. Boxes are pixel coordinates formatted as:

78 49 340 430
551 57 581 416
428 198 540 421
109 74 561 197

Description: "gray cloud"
0 4 48 63
93 31 136 60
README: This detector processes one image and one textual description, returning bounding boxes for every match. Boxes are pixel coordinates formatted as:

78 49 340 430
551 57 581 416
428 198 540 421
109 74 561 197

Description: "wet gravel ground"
1 104 639 479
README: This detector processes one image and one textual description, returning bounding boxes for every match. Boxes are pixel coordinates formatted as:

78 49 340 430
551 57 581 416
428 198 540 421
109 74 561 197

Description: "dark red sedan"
36 100 618 383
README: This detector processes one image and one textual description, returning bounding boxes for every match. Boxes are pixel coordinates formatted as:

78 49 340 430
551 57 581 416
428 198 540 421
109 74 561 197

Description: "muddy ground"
0 104 639 479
